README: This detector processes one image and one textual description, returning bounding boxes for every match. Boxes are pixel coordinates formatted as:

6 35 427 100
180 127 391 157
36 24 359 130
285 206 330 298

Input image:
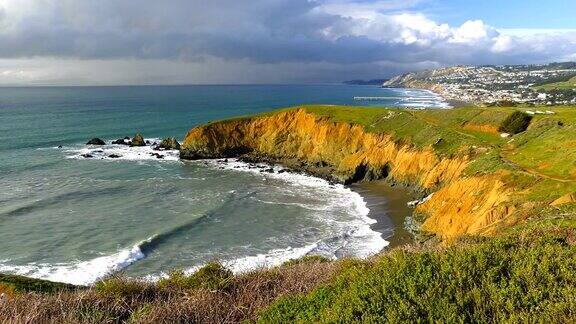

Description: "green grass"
300 105 576 203
534 76 576 91
204 105 519 158
502 109 576 181
302 105 511 156
0 274 78 294
259 225 576 323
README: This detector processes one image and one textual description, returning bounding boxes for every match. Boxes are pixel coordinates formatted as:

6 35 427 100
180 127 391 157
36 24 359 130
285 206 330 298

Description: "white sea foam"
138 242 324 283
139 159 389 281
174 243 323 277
385 88 451 109
63 138 180 162
203 159 389 261
15 152 388 285
0 238 153 285
0 156 387 284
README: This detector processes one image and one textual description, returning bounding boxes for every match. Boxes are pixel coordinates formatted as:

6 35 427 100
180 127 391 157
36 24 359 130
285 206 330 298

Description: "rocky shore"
82 134 181 160
178 107 518 241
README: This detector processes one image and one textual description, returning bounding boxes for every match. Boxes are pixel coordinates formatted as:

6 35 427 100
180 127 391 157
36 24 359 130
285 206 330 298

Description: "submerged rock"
159 137 181 150
108 154 121 159
112 138 130 145
86 138 105 145
150 153 165 159
81 153 94 158
131 133 146 146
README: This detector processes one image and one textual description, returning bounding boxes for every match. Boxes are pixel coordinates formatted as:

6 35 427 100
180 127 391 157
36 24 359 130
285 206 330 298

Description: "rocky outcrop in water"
131 134 146 146
112 137 131 145
158 137 181 150
86 138 106 145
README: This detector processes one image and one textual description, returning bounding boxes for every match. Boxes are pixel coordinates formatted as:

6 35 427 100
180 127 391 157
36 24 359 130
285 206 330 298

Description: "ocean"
0 85 448 285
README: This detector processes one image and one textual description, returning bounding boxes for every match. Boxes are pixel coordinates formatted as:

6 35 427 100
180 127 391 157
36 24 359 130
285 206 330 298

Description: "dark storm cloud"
0 0 337 61
0 0 574 85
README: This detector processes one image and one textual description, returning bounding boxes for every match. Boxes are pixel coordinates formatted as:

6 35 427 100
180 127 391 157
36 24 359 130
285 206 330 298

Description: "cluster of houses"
386 63 576 106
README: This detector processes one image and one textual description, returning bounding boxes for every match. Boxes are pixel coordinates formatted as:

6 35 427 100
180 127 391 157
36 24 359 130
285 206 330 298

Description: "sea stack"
159 137 181 150
131 133 146 146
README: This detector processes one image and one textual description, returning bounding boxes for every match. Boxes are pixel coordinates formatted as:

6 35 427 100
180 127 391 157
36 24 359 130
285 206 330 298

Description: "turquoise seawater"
0 85 447 284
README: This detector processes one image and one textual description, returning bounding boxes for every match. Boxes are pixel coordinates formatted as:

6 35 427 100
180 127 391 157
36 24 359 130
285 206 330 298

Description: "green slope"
534 76 576 90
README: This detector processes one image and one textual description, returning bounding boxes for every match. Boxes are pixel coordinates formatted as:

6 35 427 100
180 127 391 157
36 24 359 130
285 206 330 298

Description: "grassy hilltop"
4 105 576 322
301 105 576 201
535 76 576 91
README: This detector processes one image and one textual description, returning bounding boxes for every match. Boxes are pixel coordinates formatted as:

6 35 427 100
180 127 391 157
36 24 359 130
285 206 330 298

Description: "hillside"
535 76 576 91
384 63 576 105
4 105 576 322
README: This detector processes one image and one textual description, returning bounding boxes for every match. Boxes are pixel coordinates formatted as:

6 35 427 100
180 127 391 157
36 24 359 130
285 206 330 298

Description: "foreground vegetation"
4 104 576 322
262 223 576 323
1 258 337 322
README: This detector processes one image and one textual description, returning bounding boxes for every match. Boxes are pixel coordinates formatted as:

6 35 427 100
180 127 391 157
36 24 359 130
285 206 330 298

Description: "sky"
0 0 574 86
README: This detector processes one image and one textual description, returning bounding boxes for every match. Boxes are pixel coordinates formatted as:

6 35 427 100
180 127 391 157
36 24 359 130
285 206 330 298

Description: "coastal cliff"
181 107 519 240
384 74 445 95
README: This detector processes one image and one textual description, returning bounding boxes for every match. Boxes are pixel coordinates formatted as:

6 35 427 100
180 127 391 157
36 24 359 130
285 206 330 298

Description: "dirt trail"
499 153 575 183
405 110 576 183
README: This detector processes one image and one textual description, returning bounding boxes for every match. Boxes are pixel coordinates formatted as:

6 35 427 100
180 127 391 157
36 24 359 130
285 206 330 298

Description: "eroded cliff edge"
180 107 527 241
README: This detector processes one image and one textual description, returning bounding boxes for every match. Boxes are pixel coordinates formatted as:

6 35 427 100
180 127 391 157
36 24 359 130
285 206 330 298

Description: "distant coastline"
343 79 389 86
382 80 470 108
345 78 470 108
382 62 576 106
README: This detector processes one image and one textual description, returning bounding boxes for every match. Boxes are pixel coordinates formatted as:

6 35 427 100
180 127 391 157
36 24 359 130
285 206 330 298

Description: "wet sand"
351 180 416 248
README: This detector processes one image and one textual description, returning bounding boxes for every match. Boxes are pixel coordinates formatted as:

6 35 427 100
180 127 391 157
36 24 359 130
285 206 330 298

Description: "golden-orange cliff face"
181 109 515 240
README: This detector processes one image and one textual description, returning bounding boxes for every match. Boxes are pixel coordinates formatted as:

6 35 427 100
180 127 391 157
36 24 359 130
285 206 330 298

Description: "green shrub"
498 111 533 134
158 261 233 291
259 228 576 323
0 274 77 294
95 277 149 298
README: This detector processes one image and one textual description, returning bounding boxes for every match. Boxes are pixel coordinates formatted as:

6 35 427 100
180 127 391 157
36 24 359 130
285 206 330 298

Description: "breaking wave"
1 152 389 285
62 138 180 162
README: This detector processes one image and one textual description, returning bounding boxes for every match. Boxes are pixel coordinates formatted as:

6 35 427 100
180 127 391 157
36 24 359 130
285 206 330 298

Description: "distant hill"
343 79 388 86
383 62 576 105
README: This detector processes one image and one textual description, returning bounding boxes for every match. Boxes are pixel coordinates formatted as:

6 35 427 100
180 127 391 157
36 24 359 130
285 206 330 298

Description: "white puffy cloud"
0 0 574 84
449 20 497 45
491 35 516 53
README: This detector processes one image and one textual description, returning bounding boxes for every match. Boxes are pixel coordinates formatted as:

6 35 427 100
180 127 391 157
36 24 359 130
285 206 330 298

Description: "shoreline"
423 89 474 108
351 181 416 249
219 156 419 252
385 85 474 108
0 153 413 286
